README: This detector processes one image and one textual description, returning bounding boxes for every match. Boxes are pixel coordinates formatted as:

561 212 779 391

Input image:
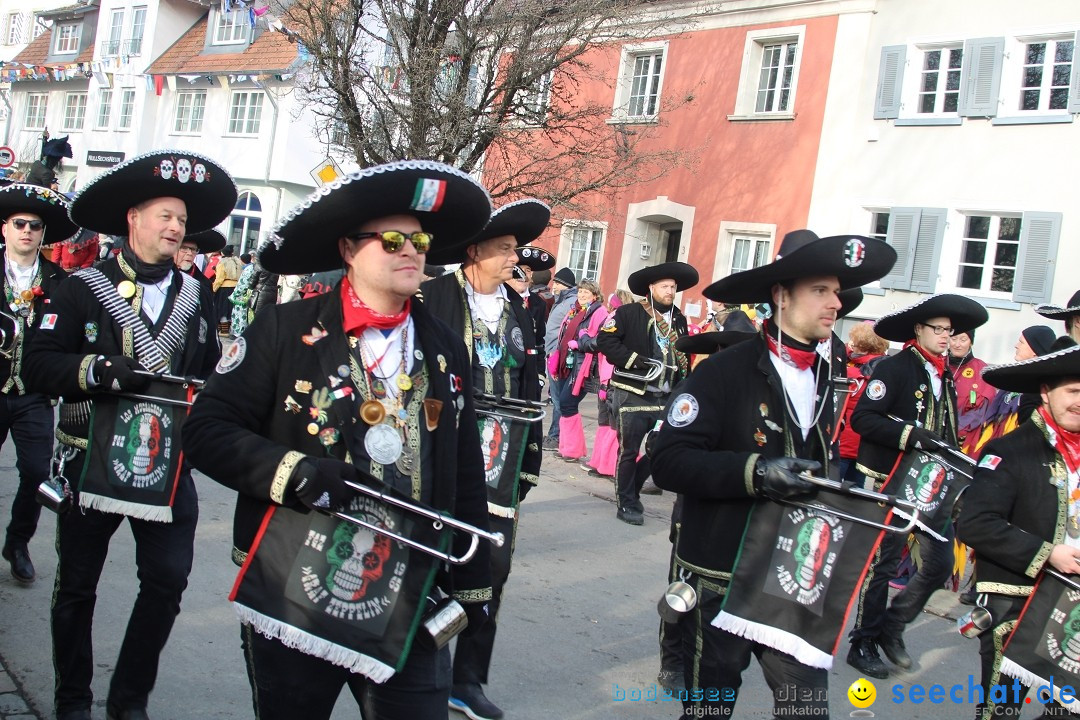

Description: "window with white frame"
5 11 23 45
612 43 667 121
917 46 963 114
870 211 890 243
213 9 250 45
956 215 1021 295
566 225 603 281
95 89 112 129
128 6 146 55
518 70 552 124
229 191 262 254
62 92 87 131
53 22 80 54
732 27 804 119
227 91 264 134
1019 38 1073 112
104 9 123 55
174 90 206 133
24 93 47 129
329 119 347 147
117 89 135 129
730 235 771 274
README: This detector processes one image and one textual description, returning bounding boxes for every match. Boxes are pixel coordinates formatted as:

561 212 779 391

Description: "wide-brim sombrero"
262 160 492 274
703 230 897 304
1036 290 1080 321
838 288 864 319
674 310 757 354
873 293 989 343
982 338 1080 393
628 261 699 297
70 150 237 236
517 245 555 271
0 183 79 244
185 229 227 254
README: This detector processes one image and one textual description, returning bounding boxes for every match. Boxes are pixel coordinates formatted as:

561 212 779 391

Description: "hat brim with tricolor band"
262 160 492 274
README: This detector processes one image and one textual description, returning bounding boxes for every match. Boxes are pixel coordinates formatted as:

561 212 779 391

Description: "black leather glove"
907 427 944 451
461 601 491 637
93 355 150 392
291 457 360 512
752 457 820 501
630 356 648 371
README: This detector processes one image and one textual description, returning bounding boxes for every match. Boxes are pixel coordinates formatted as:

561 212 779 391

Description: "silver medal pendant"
395 446 415 476
364 423 403 465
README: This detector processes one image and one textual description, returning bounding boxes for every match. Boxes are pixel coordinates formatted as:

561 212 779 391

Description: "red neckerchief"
764 321 817 371
1040 406 1080 475
340 277 410 336
904 340 946 379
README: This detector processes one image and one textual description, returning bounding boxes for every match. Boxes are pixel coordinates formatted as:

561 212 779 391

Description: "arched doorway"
228 190 262 254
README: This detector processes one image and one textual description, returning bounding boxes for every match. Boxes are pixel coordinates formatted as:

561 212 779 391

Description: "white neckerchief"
923 359 942 398
357 317 414 404
139 271 173 324
5 256 38 293
465 281 507 333
769 353 816 440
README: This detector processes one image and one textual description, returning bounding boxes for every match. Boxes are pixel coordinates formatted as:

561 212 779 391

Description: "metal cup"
657 581 697 624
957 606 993 638
421 596 468 649
37 477 72 514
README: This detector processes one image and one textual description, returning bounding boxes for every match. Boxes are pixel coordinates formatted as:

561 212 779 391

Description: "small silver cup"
422 597 468 649
37 477 72 514
957 606 993 638
657 581 697 624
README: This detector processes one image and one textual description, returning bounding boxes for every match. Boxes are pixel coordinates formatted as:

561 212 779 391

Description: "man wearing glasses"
174 229 226 294
846 293 988 679
0 183 77 584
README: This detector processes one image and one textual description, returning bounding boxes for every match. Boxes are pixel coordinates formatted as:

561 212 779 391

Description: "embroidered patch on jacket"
866 379 886 400
667 393 699 428
40 313 58 330
216 337 246 374
978 454 1002 471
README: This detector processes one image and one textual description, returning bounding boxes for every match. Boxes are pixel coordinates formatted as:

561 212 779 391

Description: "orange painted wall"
490 13 839 311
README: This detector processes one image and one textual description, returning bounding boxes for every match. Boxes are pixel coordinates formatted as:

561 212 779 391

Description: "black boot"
879 631 913 669
1 543 35 584
846 638 888 679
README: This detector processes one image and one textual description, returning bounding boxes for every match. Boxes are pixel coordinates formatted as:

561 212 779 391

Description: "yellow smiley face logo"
848 677 876 708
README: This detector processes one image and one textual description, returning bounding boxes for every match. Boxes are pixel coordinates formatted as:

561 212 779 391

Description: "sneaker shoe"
449 683 504 720
1 543 34 584
846 638 888 679
542 436 559 451
878 632 913 669
616 507 644 526
657 669 684 693
640 478 663 495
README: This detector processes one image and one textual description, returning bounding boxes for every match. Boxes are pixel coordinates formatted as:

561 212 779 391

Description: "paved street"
0 406 1046 719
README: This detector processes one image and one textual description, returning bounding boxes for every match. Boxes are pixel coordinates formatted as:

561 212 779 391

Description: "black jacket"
182 290 493 600
1 255 65 395
419 270 542 490
957 416 1064 597
852 346 958 483
651 335 837 576
596 300 688 395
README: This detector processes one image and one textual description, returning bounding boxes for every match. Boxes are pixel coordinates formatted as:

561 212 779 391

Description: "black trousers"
850 522 954 642
241 623 452 720
52 472 198 715
678 570 829 718
613 390 664 513
1 391 53 549
452 513 515 685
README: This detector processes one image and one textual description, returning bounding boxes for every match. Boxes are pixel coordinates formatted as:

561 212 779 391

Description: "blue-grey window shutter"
1069 31 1080 114
959 37 1004 117
880 208 921 290
1012 212 1062 304
907 208 947 293
874 45 906 120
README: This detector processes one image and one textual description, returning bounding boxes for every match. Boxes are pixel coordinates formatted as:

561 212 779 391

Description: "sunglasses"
345 230 432 254
9 219 44 231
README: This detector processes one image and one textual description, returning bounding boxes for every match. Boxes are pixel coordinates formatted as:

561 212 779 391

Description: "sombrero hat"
1036 290 1080 321
981 337 1080 393
185 228 227 254
674 310 757 355
69 150 237 236
262 160 491 274
516 245 555 271
703 229 897 304
0 183 79 244
439 199 550 265
837 288 864 319
872 293 989 343
628 261 699 297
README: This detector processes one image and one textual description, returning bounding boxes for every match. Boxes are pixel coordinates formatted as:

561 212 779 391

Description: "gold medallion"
117 280 136 299
360 399 386 426
20 289 34 302
397 373 413 391
306 422 320 435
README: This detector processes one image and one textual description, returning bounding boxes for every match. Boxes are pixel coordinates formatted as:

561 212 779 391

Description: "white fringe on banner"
487 502 517 519
998 657 1080 714
234 603 396 683
712 611 833 669
892 508 946 542
78 493 173 523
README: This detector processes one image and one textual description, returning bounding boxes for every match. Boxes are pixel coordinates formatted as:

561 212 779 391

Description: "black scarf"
121 243 174 283
947 351 971 369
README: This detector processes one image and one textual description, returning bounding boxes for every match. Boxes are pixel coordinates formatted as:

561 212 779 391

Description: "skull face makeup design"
176 158 192 184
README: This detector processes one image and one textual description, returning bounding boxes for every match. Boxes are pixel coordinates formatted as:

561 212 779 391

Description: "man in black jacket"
1037 289 1080 344
596 261 697 525
185 160 495 720
957 337 1080 719
0 183 77 583
420 198 548 720
652 229 896 718
25 150 233 720
846 293 988 679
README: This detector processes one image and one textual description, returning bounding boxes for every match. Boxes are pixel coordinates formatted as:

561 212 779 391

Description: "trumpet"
112 370 205 407
332 477 505 566
611 357 671 384
780 472 922 535
887 414 976 477
473 392 546 424
0 309 20 360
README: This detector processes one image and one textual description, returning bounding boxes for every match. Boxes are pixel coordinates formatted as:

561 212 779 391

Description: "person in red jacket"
948 329 995 446
50 228 100 272
837 321 889 483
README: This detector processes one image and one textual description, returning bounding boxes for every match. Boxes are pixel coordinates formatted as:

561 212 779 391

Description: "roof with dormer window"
146 14 299 75
11 22 95 65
